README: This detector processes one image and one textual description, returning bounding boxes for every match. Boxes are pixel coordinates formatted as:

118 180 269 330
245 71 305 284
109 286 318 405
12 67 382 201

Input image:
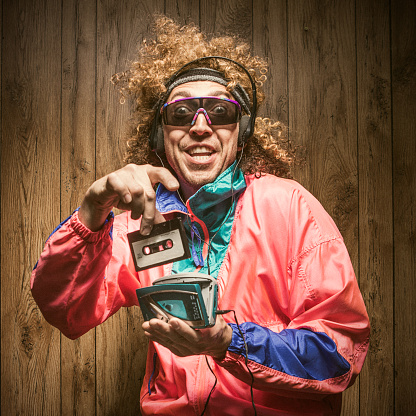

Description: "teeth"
189 146 212 156
192 155 211 161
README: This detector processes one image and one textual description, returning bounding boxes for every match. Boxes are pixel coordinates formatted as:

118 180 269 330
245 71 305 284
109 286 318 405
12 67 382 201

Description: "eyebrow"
169 89 232 101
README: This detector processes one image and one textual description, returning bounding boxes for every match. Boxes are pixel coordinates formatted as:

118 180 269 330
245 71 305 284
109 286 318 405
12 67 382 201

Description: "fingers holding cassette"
114 164 179 234
79 164 179 232
137 188 157 235
146 165 180 193
107 165 154 215
103 169 140 209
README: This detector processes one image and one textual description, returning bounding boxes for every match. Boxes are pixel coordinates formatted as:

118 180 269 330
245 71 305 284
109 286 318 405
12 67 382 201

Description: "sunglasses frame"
161 96 242 126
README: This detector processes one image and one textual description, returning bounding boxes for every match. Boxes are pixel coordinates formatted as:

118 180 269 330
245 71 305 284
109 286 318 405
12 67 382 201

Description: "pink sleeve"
214 180 369 395
31 210 140 339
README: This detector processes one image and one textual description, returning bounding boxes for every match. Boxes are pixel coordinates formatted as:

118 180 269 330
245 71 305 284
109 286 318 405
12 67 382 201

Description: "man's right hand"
78 164 179 234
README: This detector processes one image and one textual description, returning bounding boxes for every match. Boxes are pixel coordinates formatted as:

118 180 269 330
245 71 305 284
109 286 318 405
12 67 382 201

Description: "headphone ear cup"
149 107 165 153
153 124 164 153
238 115 251 146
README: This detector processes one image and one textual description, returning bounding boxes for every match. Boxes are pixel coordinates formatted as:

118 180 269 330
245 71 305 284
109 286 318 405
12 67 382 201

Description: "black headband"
165 67 251 114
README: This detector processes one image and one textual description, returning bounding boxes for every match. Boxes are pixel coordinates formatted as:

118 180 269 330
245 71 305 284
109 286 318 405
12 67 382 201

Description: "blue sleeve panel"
228 323 350 381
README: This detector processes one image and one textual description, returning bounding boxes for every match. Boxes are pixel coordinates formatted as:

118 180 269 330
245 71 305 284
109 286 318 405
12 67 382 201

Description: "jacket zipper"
186 200 210 265
185 201 212 414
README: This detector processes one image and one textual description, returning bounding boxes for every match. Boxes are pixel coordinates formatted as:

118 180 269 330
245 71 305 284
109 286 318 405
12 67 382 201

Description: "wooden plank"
164 0 199 25
1 0 62 415
95 1 163 414
60 1 97 415
288 0 358 237
286 2 359 414
252 0 288 123
356 0 394 414
200 0 252 41
391 0 416 414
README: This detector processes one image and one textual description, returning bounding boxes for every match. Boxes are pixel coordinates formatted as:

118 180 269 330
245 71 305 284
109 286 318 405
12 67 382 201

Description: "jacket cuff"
70 209 114 243
213 323 247 367
227 323 248 355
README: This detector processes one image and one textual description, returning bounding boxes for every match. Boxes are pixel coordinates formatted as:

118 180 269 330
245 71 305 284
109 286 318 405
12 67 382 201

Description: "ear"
238 115 250 146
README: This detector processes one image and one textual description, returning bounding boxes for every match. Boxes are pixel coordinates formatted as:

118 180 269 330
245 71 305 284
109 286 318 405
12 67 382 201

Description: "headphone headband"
149 56 257 152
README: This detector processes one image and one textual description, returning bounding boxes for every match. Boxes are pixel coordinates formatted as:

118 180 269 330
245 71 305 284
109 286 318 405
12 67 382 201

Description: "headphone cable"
200 308 257 416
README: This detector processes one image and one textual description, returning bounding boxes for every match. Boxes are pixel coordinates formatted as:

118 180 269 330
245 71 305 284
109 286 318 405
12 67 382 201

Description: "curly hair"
112 15 297 178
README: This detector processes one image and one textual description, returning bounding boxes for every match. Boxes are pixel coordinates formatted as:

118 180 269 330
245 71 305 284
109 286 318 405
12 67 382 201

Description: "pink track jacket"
31 169 370 415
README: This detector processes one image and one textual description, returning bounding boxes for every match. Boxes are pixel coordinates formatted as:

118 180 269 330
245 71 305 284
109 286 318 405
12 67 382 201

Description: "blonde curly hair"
112 15 297 178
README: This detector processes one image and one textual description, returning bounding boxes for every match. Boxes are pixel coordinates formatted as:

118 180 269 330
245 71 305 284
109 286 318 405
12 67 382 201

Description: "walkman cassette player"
128 218 218 328
136 273 218 328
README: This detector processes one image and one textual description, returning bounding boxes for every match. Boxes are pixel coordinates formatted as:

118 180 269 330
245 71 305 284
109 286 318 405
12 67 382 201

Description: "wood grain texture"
253 0 288 123
287 2 360 413
356 1 394 414
61 1 97 415
200 0 252 41
288 0 358 243
95 1 163 414
164 0 199 25
1 0 62 415
391 0 416 414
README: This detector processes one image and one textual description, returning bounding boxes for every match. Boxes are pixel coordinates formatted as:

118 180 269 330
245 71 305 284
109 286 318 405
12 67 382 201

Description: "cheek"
163 128 178 145
222 130 239 155
163 129 181 156
163 141 176 169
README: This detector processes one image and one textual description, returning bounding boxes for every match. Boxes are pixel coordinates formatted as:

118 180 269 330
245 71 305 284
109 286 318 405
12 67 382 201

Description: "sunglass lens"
204 98 239 125
163 97 241 126
164 99 198 126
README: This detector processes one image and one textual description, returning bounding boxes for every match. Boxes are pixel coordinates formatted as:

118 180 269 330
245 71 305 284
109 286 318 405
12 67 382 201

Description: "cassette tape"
128 217 191 271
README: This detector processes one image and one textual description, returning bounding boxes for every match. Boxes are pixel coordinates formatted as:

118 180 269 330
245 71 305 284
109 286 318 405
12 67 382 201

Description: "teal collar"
156 162 246 224
156 163 247 272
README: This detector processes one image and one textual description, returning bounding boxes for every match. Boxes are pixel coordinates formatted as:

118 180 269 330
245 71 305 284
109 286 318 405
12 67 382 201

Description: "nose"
189 111 213 135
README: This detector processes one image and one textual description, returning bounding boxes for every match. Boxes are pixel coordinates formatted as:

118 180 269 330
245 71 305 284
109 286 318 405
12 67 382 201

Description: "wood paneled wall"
1 1 415 415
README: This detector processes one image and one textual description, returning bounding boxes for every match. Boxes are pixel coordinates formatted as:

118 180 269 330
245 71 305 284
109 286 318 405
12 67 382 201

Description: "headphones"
148 56 258 153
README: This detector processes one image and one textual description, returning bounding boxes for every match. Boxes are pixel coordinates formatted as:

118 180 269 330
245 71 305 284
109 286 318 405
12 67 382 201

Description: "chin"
185 176 214 188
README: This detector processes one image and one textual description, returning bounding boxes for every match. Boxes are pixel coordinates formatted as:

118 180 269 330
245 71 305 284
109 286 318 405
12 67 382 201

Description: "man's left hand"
142 315 233 359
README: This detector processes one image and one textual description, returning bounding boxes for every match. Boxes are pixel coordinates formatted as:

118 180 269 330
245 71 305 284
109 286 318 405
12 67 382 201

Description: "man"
31 17 369 415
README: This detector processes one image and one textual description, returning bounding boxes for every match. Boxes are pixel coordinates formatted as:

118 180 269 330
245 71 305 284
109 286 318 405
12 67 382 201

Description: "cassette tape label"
132 229 184 269
128 218 191 271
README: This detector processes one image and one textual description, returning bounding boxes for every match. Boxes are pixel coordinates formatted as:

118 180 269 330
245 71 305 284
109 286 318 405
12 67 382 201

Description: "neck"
178 181 201 201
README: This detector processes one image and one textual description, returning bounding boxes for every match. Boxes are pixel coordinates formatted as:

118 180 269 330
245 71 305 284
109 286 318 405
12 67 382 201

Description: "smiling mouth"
187 146 214 161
